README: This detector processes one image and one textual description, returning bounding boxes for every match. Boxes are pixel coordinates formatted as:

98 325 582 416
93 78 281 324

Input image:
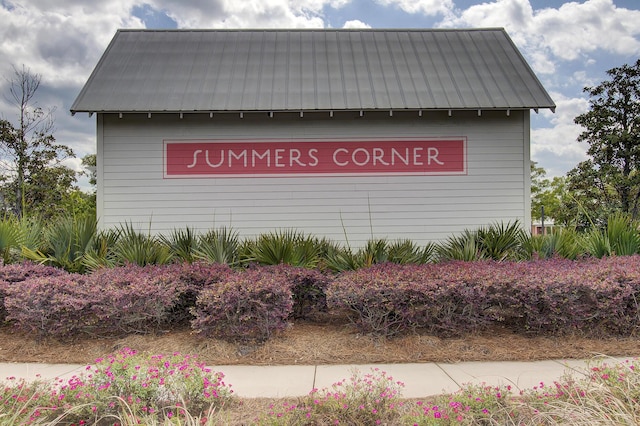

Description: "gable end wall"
96 110 530 246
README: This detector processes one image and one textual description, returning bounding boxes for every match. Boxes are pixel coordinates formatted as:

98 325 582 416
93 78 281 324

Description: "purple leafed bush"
0 262 68 323
327 257 640 338
4 273 93 339
327 262 497 338
254 264 331 320
85 265 187 335
191 268 294 342
4 265 186 338
160 262 234 324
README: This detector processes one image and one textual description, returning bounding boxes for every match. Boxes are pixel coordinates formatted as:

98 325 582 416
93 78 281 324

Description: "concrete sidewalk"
2 357 634 399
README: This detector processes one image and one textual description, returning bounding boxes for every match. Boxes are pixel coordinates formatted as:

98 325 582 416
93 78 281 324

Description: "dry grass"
1 313 639 366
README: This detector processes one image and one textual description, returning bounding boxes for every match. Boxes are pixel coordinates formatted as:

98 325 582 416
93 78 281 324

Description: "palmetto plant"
583 212 640 258
159 226 199 263
436 229 486 262
21 214 97 273
0 216 22 264
194 227 240 266
243 229 322 268
110 222 173 266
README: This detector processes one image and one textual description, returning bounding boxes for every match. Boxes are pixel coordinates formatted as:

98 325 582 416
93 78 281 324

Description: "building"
71 28 555 246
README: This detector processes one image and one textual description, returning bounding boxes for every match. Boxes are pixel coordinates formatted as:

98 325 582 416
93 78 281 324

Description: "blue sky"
0 0 639 188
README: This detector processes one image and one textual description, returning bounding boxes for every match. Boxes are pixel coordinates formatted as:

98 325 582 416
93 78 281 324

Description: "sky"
0 0 639 190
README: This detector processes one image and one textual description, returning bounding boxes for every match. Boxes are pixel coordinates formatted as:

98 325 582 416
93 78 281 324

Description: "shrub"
328 257 640 338
255 264 331 320
0 262 68 323
195 227 241 266
159 226 199 263
191 268 293 342
327 262 495 338
0 348 233 424
242 229 322 268
162 261 234 324
3 272 93 339
86 265 187 335
4 265 186 338
21 214 97 273
260 368 404 425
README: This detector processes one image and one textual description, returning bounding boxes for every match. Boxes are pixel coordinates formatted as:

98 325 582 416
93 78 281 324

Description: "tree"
0 65 75 219
530 161 566 223
572 59 640 220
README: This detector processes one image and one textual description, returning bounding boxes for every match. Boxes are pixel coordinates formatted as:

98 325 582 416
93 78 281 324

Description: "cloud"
343 19 371 28
441 0 640 74
530 92 590 177
151 0 328 28
0 0 144 89
377 0 454 16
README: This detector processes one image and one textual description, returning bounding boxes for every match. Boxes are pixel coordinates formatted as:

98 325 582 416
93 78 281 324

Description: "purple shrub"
327 257 640 338
191 268 294 342
255 264 331 320
327 262 496 338
4 265 187 339
160 262 234 324
85 265 186 335
3 272 94 339
0 262 68 323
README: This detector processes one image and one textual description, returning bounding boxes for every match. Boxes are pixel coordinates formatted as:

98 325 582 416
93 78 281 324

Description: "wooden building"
71 28 555 246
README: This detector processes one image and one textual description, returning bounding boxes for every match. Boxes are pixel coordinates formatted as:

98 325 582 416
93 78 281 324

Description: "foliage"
583 212 640 257
21 213 97 273
194 226 240 266
327 256 640 338
436 221 527 262
531 161 567 223
191 268 294 342
260 368 404 425
324 238 435 272
110 222 173 266
524 227 585 260
243 229 322 268
0 261 67 323
257 264 331 320
160 226 199 263
405 383 513 425
162 261 234 325
327 262 496 338
0 65 76 219
0 216 22 264
570 59 640 222
3 265 185 338
0 348 233 425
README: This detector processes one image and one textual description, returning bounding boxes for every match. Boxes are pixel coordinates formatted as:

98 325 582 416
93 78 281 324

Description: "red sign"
164 138 466 177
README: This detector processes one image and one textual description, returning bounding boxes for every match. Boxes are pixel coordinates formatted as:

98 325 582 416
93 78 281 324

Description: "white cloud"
152 0 327 28
343 19 371 28
377 0 454 17
531 92 590 177
0 0 144 88
441 0 640 74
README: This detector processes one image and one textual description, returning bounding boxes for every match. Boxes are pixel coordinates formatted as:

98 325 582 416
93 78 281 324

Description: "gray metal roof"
71 28 555 114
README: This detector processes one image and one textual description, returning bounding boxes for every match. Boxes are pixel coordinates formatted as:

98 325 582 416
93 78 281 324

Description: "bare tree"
0 65 74 218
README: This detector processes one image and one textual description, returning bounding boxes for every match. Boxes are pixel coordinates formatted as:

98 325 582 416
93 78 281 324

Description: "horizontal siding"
97 110 527 246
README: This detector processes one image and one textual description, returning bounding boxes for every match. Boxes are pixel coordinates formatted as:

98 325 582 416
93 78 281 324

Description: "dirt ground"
1 315 639 366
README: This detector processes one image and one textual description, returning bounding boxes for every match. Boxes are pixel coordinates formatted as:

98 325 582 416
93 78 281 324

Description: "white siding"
97 110 530 246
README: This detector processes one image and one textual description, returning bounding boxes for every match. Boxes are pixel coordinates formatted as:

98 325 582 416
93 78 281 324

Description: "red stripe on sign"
165 139 466 177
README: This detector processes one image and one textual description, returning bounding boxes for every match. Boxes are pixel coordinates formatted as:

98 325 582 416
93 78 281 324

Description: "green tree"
530 161 566 223
572 59 640 220
0 65 75 218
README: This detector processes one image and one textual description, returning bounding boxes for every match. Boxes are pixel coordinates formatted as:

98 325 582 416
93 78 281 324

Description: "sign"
164 138 466 177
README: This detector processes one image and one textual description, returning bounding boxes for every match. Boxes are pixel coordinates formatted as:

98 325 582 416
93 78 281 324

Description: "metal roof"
71 28 555 114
